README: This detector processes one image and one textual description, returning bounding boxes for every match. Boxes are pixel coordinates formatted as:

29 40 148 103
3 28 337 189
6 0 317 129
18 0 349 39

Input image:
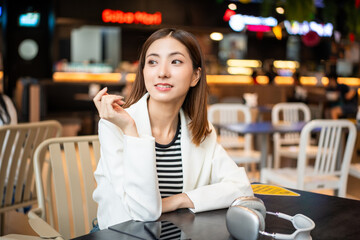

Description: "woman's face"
143 36 200 105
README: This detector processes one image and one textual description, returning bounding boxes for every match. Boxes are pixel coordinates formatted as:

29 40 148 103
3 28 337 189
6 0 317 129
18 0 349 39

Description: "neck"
147 98 182 144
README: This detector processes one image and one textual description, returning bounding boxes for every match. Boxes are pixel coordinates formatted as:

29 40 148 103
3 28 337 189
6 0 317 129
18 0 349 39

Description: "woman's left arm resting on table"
162 193 194 213
184 143 253 213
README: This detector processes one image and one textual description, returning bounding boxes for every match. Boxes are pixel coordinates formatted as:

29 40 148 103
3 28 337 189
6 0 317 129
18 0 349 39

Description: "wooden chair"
349 164 360 179
0 120 62 234
272 102 318 168
30 135 100 239
208 103 260 177
261 119 357 197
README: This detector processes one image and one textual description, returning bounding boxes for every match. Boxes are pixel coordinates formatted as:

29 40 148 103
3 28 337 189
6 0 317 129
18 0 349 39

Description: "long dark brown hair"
123 28 211 146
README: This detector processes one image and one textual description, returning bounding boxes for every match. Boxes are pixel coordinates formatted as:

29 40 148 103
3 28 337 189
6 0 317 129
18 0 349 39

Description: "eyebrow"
146 51 185 59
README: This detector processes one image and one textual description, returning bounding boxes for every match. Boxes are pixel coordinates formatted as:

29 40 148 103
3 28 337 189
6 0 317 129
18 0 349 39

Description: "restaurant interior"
1 0 360 238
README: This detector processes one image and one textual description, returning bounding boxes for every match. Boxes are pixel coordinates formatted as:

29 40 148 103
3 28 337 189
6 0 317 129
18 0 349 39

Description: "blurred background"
1 0 360 133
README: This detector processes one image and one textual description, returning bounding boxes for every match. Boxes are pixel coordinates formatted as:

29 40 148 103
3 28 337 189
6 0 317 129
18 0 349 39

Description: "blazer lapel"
180 110 205 192
128 93 152 136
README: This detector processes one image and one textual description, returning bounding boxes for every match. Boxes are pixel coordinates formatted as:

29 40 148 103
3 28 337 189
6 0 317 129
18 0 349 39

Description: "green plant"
284 0 315 22
322 0 337 26
261 0 315 21
344 1 360 38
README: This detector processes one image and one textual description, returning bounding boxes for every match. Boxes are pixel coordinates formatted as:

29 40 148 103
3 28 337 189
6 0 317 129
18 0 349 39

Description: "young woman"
92 28 253 229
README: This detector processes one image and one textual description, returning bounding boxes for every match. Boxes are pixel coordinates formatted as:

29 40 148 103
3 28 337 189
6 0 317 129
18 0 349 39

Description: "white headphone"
226 196 315 240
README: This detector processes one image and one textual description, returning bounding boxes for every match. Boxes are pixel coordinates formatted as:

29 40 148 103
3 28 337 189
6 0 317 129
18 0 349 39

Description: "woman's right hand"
93 87 139 137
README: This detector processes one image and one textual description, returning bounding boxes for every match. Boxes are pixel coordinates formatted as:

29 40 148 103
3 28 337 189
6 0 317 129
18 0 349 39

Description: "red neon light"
223 9 236 22
102 9 162 25
247 25 271 32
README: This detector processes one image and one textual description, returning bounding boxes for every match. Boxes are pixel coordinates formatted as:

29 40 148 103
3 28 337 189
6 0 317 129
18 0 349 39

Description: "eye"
172 59 183 64
147 59 157 65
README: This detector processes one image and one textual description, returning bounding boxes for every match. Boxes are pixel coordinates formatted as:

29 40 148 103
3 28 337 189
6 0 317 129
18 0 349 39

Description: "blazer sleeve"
185 136 253 213
94 119 162 220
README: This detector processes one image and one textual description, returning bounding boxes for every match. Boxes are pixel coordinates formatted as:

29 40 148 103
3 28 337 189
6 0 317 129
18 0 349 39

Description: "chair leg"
241 163 258 182
0 212 5 236
260 169 267 183
274 152 281 169
267 155 273 168
250 163 257 174
244 163 251 175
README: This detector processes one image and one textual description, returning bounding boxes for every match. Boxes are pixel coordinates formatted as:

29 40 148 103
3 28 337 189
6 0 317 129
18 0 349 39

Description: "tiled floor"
3 175 360 237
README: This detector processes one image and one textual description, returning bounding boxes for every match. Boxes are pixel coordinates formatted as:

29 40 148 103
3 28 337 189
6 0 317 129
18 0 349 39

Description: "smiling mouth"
155 84 173 88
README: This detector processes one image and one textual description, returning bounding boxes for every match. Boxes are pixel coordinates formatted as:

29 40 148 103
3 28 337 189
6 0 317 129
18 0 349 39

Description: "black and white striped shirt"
156 120 183 198
158 221 182 240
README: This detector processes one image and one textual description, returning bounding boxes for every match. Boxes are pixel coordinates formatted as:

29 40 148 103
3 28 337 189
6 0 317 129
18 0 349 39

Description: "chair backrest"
296 119 357 197
0 120 62 214
272 102 311 123
208 103 253 150
33 135 100 240
272 102 311 145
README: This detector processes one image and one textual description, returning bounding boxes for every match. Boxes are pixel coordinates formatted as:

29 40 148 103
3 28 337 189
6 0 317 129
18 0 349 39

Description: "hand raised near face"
93 87 138 137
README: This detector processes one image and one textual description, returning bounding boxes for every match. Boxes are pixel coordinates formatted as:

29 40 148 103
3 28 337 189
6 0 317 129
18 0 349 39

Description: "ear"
190 67 201 87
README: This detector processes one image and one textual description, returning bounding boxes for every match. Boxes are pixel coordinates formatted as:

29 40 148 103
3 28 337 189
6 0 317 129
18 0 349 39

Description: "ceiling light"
210 32 223 41
228 3 237 11
227 67 253 75
276 7 284 14
227 59 262 68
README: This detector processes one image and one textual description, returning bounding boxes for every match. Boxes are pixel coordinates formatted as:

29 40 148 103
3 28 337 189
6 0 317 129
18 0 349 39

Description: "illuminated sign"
247 25 271 32
284 20 333 37
102 9 162 25
229 14 277 32
223 9 236 22
19 12 40 27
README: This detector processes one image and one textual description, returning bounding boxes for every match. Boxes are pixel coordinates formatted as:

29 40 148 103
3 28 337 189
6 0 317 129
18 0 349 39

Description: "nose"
158 62 170 78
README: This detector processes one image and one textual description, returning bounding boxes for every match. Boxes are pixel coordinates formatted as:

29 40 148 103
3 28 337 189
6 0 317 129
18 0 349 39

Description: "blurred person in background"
288 71 308 104
325 73 358 119
264 60 276 84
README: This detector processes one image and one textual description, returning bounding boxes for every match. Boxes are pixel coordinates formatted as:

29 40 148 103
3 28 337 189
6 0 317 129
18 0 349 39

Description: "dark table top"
72 187 360 240
257 189 360 240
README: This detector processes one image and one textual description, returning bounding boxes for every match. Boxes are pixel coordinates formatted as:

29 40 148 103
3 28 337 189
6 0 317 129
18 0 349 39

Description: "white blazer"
93 93 253 229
